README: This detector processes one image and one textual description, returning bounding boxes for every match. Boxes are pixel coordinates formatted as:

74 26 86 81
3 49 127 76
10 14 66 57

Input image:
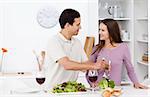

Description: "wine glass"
87 70 98 92
35 70 46 92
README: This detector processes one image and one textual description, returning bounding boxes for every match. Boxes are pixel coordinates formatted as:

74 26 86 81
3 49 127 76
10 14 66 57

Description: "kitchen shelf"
134 0 148 81
122 39 131 42
136 18 148 21
99 17 131 21
137 61 148 66
137 39 148 43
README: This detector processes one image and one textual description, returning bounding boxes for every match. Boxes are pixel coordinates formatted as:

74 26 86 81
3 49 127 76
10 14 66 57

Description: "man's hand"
94 60 107 70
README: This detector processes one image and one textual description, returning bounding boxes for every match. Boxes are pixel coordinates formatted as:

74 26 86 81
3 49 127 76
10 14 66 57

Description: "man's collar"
58 32 74 43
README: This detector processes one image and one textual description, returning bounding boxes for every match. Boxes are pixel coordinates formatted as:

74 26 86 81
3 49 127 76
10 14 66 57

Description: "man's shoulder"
47 34 59 44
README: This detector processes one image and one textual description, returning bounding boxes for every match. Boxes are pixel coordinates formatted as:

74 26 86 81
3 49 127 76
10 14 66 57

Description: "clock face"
37 7 59 28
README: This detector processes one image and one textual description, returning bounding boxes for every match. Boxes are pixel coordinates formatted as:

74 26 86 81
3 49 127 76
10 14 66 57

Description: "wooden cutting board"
84 36 95 59
0 72 32 76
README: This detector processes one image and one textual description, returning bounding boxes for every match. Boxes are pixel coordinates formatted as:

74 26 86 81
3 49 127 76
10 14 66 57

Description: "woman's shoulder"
119 43 129 50
120 43 128 47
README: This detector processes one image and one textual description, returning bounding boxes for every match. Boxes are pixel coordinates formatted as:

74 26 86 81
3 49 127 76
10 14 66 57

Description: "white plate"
121 81 131 86
51 92 89 95
50 89 103 95
12 88 40 94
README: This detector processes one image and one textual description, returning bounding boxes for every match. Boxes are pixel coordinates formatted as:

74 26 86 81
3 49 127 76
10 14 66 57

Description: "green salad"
52 81 86 93
98 78 115 89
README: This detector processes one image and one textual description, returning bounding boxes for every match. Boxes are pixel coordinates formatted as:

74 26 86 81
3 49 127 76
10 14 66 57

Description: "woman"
86 19 147 89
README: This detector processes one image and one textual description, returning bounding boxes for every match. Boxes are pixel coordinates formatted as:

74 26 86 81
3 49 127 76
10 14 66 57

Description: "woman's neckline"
103 43 123 50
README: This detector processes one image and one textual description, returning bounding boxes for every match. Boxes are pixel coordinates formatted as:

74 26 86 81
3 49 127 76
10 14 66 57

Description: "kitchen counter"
0 74 149 97
0 86 149 97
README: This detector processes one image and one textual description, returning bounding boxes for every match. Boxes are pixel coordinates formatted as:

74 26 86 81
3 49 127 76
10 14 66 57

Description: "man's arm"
58 57 104 70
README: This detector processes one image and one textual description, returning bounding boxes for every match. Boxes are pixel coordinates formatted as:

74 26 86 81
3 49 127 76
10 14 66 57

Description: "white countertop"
0 74 149 97
0 86 150 97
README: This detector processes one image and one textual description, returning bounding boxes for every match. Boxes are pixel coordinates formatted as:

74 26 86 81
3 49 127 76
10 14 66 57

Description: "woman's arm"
123 44 148 89
123 44 139 84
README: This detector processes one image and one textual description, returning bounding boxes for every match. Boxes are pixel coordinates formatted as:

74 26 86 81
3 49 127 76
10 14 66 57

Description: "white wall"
0 0 98 72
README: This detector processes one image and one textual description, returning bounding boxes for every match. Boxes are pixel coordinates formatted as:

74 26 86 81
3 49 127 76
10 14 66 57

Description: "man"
45 9 105 88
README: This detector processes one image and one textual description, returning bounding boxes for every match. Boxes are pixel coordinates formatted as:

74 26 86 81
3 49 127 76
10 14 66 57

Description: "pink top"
87 43 138 85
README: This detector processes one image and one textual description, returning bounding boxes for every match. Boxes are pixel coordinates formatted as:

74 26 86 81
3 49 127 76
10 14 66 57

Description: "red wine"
105 64 109 70
88 76 98 82
36 78 45 85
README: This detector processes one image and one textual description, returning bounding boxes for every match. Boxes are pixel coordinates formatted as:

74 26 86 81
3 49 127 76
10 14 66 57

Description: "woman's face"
99 23 109 41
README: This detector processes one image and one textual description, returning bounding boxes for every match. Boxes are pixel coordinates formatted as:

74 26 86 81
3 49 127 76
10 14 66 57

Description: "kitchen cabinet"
134 0 148 81
98 0 148 83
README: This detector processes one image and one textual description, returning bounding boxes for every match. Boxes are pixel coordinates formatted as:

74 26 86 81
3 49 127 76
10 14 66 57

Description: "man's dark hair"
59 9 80 28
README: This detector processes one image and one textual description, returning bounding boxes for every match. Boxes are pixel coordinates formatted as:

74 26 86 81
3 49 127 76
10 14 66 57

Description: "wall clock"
37 7 59 28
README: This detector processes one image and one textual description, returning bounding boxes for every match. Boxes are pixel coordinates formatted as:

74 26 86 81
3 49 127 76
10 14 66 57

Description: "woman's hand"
134 83 149 89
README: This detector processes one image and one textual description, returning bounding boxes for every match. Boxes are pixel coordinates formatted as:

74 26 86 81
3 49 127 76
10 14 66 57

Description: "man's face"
69 17 81 36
